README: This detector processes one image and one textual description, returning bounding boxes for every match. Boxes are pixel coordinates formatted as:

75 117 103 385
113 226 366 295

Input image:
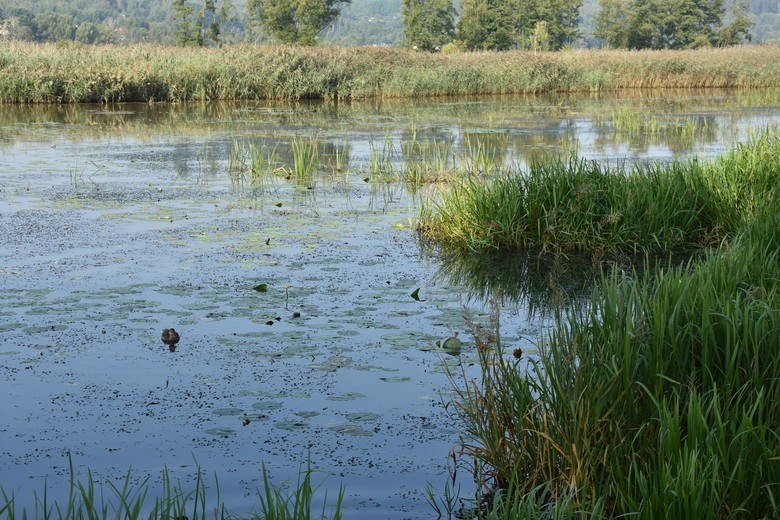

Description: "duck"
161 328 181 352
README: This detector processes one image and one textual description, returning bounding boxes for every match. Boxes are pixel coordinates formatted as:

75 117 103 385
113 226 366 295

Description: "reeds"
451 143 780 517
420 133 780 256
1 42 780 103
0 457 343 520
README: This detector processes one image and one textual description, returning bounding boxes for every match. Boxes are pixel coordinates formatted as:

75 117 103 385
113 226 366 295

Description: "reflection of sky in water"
1 89 779 518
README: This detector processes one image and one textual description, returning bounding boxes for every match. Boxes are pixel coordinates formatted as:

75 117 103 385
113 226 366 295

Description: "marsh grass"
0 457 343 520
2 43 780 103
420 133 780 256
290 136 320 187
452 168 779 517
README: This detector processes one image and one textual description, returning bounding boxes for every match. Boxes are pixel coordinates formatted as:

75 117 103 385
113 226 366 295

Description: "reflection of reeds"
430 247 598 315
455 196 779 518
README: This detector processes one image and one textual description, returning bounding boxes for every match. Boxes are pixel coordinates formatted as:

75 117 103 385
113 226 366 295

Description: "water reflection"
1 89 779 168
430 247 599 316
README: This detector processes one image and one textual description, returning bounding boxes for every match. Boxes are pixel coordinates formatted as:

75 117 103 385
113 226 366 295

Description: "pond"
1 89 779 518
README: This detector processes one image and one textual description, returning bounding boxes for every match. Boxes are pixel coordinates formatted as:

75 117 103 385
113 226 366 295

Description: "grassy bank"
0 42 779 103
419 133 780 255
446 137 779 517
457 195 779 518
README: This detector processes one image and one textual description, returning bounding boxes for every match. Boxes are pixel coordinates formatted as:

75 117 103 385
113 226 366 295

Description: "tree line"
0 0 756 50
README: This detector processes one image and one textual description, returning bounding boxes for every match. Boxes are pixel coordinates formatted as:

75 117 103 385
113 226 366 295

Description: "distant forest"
0 0 778 46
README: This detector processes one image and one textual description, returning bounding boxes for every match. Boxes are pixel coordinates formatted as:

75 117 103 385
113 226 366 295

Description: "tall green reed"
0 456 344 520
453 187 779 518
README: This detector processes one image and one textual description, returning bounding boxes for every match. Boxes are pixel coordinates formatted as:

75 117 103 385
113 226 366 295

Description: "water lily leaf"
213 407 243 416
274 202 283 207
329 424 373 436
441 336 462 356
204 427 236 437
410 288 421 301
254 283 268 292
327 392 365 401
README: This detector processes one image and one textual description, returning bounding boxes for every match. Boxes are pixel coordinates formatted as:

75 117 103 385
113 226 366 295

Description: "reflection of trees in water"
591 108 720 158
506 119 581 168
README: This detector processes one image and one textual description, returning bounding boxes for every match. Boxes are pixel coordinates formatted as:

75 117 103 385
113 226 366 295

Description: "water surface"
1 89 778 517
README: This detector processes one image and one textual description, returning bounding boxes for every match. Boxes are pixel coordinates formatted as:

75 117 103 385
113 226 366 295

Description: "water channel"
1 89 779 518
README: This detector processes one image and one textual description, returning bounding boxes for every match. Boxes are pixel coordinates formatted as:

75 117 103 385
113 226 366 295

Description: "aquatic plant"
420 134 780 256
290 136 320 187
452 185 780 517
0 456 343 520
2 42 780 103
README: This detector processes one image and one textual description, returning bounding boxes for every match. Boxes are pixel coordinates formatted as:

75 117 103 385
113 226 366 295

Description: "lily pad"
253 283 269 292
327 392 365 401
204 427 236 437
295 411 320 419
329 424 373 436
213 407 244 416
274 420 309 431
344 412 380 422
379 376 411 383
252 401 283 411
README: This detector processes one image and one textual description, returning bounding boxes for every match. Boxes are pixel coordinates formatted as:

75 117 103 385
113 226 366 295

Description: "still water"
1 89 778 518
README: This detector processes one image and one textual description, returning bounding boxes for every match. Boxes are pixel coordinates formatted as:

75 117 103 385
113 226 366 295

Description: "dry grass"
0 42 779 103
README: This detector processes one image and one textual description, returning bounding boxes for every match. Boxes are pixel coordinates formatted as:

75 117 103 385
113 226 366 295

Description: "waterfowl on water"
161 328 180 352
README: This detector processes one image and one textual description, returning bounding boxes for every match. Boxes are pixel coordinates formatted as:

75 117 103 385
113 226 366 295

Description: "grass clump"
420 133 780 256
451 139 779 517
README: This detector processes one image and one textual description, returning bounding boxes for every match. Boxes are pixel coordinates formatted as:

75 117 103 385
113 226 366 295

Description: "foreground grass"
420 133 780 256
0 43 779 103
449 140 779 517
0 459 343 520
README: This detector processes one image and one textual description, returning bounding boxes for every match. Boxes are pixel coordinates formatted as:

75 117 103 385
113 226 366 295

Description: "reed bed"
1 42 779 103
419 133 780 255
457 194 779 518
445 135 780 517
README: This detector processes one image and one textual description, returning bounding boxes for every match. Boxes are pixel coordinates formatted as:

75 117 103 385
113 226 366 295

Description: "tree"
595 0 752 49
457 0 517 50
401 0 455 51
246 0 350 45
33 11 76 41
172 0 199 45
457 0 581 51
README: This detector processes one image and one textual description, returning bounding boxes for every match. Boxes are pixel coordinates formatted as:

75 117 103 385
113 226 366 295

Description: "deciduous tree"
401 0 455 51
457 0 581 51
595 0 752 49
247 0 350 45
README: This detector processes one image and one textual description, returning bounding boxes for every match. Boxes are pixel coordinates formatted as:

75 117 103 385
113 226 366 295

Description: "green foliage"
246 0 350 45
451 137 780 518
595 0 753 49
33 11 76 42
457 0 582 51
420 133 780 254
401 0 455 51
